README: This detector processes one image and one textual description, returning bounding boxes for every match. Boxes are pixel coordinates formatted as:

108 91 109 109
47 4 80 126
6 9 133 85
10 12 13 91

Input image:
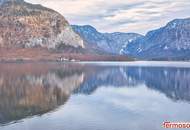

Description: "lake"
0 61 190 130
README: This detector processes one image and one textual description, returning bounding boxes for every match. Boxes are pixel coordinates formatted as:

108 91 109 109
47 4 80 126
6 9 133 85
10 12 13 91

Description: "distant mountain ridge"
73 18 190 60
72 25 142 54
121 18 190 60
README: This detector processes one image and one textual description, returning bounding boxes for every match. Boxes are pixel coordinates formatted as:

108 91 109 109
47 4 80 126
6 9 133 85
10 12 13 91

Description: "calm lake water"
0 62 190 130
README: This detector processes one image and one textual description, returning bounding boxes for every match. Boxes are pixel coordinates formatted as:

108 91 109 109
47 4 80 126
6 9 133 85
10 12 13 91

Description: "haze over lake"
0 62 190 130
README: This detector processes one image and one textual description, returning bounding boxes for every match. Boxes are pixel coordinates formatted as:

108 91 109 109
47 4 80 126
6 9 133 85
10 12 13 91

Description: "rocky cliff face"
0 0 84 50
122 18 190 60
72 25 142 54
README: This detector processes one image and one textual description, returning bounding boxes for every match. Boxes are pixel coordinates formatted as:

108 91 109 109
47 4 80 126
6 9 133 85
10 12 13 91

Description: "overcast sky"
26 0 190 35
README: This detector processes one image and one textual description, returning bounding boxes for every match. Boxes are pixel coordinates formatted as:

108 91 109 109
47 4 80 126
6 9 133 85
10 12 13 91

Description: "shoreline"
0 60 190 68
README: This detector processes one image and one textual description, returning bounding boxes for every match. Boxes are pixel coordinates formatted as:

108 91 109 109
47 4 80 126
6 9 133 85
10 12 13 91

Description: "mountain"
121 18 190 60
0 0 92 61
72 25 142 54
0 0 133 62
0 0 84 49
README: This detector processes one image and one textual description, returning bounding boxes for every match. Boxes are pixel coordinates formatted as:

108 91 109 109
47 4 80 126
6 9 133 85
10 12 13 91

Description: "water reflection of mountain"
74 67 139 94
125 67 190 102
76 66 190 103
0 63 190 125
0 63 84 124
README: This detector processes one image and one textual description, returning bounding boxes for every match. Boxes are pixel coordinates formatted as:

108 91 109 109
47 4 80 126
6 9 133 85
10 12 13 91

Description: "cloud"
26 0 190 34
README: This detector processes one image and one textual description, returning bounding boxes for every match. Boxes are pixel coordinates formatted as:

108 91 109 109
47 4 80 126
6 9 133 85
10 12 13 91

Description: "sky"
26 0 190 35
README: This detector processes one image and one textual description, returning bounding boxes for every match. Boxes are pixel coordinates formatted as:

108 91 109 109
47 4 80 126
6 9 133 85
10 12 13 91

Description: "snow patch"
164 46 168 50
